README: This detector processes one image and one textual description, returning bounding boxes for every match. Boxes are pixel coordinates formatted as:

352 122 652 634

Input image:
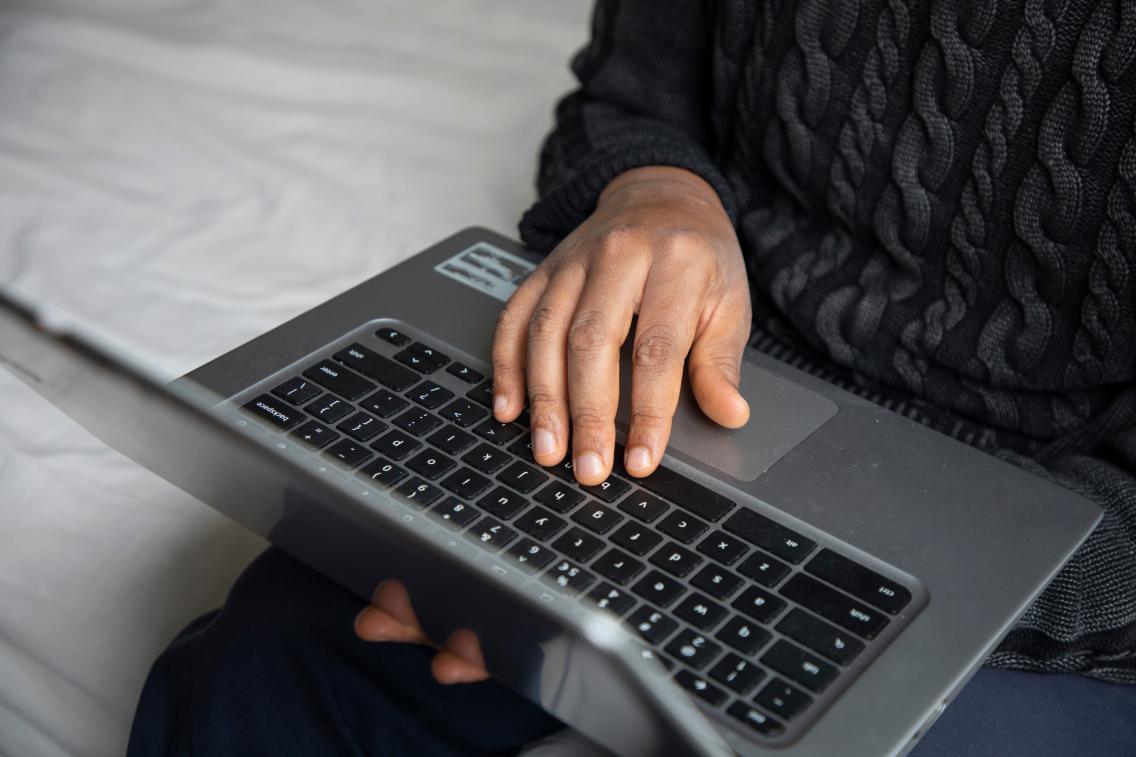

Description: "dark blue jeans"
127 549 1136 756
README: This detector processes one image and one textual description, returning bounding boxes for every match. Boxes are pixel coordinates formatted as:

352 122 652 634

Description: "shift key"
724 509 816 563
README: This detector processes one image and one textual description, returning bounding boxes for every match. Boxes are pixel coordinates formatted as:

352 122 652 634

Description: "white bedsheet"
0 2 588 754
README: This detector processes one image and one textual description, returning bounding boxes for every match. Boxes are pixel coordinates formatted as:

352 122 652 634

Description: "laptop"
0 227 1101 756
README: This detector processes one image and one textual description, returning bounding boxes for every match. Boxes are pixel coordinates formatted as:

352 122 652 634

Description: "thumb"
687 307 750 428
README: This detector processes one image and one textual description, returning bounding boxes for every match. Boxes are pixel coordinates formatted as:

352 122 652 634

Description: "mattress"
0 2 589 754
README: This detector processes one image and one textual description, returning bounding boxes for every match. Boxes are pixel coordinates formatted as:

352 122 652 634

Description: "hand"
493 166 751 484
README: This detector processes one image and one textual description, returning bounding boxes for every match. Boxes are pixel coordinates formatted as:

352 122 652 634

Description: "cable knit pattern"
519 0 1136 682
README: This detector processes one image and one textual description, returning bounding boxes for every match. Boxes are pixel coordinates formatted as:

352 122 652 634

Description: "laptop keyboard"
238 322 918 742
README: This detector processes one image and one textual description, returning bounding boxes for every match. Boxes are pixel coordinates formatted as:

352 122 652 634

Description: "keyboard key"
477 486 527 520
634 462 736 522
617 491 669 523
737 550 792 587
723 510 816 564
408 380 454 409
426 425 477 455
507 434 534 460
336 411 386 442
571 501 624 535
375 327 411 347
473 419 524 445
392 408 442 437
271 376 321 406
323 439 372 468
776 608 864 665
437 398 488 427
649 543 702 578
242 394 304 430
690 565 744 600
465 517 518 552
754 679 812 721
356 456 408 488
408 342 449 367
394 347 442 373
658 511 708 544
305 394 352 424
429 497 479 529
551 527 604 562
441 468 492 499
611 522 663 556
462 443 511 473
674 669 728 706
405 448 458 480
336 343 418 391
514 506 568 541
715 615 771 655
592 548 645 585
673 593 728 630
359 389 408 418
290 419 338 449
696 531 749 565
665 629 721 670
446 362 483 384
761 640 838 693
587 583 636 616
732 586 787 624
627 606 678 645
544 559 595 595
534 482 585 513
631 570 686 607
580 475 631 504
545 457 577 481
635 646 675 671
709 653 766 695
726 702 783 737
304 360 375 401
779 574 887 639
466 380 495 408
505 538 556 573
497 461 548 493
370 429 421 460
395 477 444 508
805 549 912 615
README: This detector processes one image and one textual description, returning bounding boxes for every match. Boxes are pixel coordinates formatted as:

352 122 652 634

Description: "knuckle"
494 303 526 339
490 357 519 380
528 305 561 340
570 406 611 431
629 408 669 431
693 353 742 387
632 329 681 373
526 383 563 410
567 310 613 354
595 224 649 258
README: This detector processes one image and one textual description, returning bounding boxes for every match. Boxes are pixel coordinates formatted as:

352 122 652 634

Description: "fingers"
492 270 549 422
688 295 752 429
431 628 490 684
354 580 428 644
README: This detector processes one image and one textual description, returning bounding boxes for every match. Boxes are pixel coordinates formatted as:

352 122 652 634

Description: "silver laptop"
0 227 1101 756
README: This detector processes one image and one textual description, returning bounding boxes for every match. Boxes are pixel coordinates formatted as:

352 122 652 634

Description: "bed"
0 2 589 754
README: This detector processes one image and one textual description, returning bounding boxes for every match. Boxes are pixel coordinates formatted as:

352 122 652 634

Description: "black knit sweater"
520 0 1136 682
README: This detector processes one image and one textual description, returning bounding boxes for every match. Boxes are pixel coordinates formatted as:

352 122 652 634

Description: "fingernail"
626 445 651 473
493 394 509 415
575 451 603 480
533 427 557 457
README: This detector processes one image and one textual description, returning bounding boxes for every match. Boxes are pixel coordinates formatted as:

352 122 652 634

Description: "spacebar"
622 449 735 522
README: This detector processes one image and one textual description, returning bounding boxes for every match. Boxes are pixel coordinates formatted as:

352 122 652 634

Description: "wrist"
598 166 729 220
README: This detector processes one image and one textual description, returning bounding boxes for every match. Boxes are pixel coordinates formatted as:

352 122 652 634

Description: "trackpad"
616 352 838 482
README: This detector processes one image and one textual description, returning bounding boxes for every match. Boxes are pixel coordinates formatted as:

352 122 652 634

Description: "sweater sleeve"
518 0 735 253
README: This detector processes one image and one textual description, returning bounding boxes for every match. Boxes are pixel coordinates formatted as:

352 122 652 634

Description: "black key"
636 464 736 522
465 517 518 552
370 429 421 460
726 702 784 737
507 434 534 460
551 527 604 562
440 467 492 499
587 583 636 616
375 327 411 347
515 506 568 541
336 411 386 442
544 559 595 595
426 425 477 455
323 439 372 468
477 486 526 520
408 380 454 409
430 497 480 529
473 419 524 445
359 389 408 418
446 362 483 384
627 606 678 645
805 549 912 615
395 477 444 508
715 615 772 655
776 608 865 666
611 522 664 556
761 640 838 693
709 653 766 695
571 501 624 535
631 570 686 607
737 550 792 587
271 376 321 406
392 408 442 437
649 543 702 578
673 669 728 707
723 510 816 564
617 491 669 523
754 679 813 721
356 456 408 488
408 342 449 366
242 394 304 430
514 408 531 427
505 538 556 573
665 629 721 670
405 448 458 480
437 398 488 427
461 442 511 473
545 457 576 482
732 586 787 624
635 646 675 672
304 360 375 401
534 482 585 514
690 565 744 600
779 574 887 639
696 531 749 565
658 511 708 544
592 548 645 585
580 475 631 504
466 380 495 408
290 420 338 449
305 394 352 424
336 343 418 391
674 593 729 630
497 461 548 493
394 347 441 373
